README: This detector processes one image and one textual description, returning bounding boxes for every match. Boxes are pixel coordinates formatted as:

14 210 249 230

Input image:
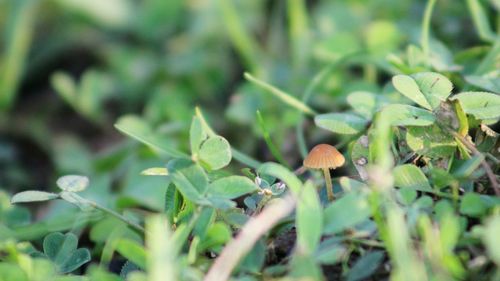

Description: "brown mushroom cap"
303 144 345 169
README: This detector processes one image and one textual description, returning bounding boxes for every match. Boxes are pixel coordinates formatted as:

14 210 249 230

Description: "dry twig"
204 195 296 281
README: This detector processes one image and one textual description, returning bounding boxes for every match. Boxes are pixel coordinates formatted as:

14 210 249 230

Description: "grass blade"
218 0 261 72
0 0 37 111
256 110 290 168
244 72 317 115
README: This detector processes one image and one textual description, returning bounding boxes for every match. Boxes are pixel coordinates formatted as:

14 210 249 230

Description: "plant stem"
421 0 437 65
204 195 296 281
88 200 145 234
322 168 334 201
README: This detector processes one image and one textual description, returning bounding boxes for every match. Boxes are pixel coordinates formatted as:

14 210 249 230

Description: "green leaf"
0 263 28 281
56 175 89 192
381 104 435 126
166 159 208 204
464 75 500 93
392 74 432 110
398 188 418 205
198 136 232 170
114 115 187 158
451 155 484 178
393 164 432 192
198 222 232 251
52 72 77 105
460 193 487 217
190 116 207 156
314 243 347 265
323 193 371 234
115 239 147 269
347 91 377 119
339 177 368 192
315 113 368 135
393 72 453 110
412 72 453 109
42 232 91 273
483 215 500 265
296 181 323 255
451 91 500 120
11 191 59 203
207 176 257 199
206 196 236 210
406 125 456 158
347 251 385 281
430 168 456 189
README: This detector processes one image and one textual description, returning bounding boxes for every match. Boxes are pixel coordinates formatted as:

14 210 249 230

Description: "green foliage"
39 232 91 273
2 0 500 280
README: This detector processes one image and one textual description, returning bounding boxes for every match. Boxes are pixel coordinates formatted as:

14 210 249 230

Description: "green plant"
2 0 500 280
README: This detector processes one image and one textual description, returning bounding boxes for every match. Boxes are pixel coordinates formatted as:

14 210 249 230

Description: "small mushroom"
303 144 345 201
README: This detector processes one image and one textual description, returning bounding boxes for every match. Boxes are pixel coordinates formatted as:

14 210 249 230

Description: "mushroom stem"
322 168 334 201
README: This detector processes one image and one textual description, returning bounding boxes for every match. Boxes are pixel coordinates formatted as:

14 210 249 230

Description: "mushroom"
303 144 345 201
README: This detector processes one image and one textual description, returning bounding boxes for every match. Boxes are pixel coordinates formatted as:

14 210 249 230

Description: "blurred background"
0 0 497 228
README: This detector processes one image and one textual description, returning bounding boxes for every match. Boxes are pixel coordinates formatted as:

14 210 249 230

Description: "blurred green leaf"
198 136 232 170
347 91 377 119
412 72 453 108
315 113 368 135
115 115 188 158
116 239 147 270
483 215 500 265
56 175 89 192
323 193 370 234
296 181 323 255
393 164 432 192
347 251 385 281
190 116 207 156
42 232 91 273
207 176 256 199
452 92 500 120
11 191 59 204
166 159 208 204
460 193 487 217
392 74 432 110
406 125 456 158
381 104 435 126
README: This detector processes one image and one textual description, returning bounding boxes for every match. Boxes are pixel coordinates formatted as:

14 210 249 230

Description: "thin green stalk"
245 73 317 115
256 110 290 168
296 53 364 157
346 237 385 249
421 0 437 65
89 201 145 234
